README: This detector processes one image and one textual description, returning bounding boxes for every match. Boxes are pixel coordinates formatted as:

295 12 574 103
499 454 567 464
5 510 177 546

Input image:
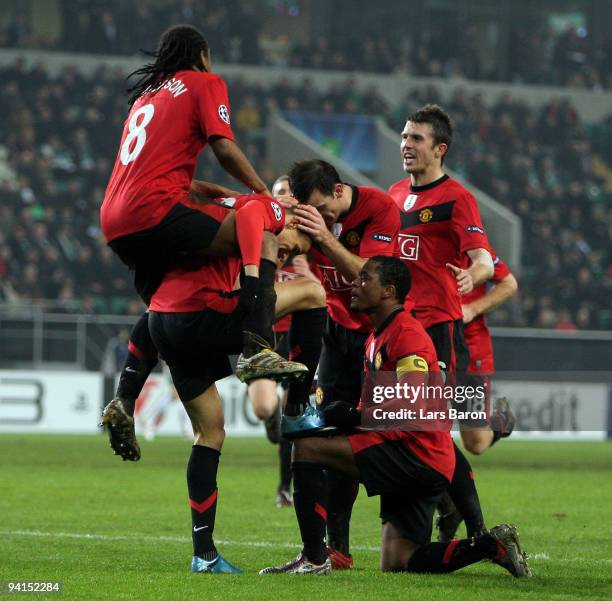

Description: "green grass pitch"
0 435 610 600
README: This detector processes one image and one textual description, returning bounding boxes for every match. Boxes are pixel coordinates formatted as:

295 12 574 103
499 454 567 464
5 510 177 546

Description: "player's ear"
334 183 344 198
436 143 448 160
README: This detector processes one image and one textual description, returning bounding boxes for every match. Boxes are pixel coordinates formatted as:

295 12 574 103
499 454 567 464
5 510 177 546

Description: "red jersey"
101 70 235 242
149 195 285 313
388 175 491 329
349 308 455 482
311 186 399 333
463 254 511 373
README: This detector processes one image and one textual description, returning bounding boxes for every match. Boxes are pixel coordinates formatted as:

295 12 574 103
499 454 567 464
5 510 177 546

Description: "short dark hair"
288 160 341 203
369 255 412 303
407 104 453 159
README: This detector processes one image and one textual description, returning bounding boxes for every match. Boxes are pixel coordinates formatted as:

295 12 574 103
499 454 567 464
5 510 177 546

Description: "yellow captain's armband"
396 355 428 376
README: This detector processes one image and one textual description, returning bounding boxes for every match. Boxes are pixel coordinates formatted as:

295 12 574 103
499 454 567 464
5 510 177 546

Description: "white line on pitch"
2 530 611 563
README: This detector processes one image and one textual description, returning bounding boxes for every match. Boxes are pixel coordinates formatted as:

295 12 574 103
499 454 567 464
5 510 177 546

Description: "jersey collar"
410 173 449 193
374 306 404 337
339 185 359 221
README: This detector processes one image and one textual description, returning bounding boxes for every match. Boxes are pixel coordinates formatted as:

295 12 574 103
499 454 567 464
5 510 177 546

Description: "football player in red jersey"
388 104 494 542
461 253 519 454
259 257 530 577
143 206 325 574
249 175 326 508
281 159 400 569
100 26 304 456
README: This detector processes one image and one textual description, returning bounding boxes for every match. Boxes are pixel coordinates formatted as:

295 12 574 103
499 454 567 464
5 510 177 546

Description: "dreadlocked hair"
126 25 209 106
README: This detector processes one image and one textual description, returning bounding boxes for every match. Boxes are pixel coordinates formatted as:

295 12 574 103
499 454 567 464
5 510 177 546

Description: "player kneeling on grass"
143 209 324 573
260 256 531 577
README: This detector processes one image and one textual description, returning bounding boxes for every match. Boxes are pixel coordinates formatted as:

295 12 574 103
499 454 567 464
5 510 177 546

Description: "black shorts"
316 317 368 409
352 439 447 544
109 202 222 305
427 320 487 425
148 308 243 403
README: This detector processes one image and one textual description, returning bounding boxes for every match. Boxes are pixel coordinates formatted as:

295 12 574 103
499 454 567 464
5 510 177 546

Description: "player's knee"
193 424 225 449
380 542 416 572
261 231 279 261
252 402 274 421
461 430 492 455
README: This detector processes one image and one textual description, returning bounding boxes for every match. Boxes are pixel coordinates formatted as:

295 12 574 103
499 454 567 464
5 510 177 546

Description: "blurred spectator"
0 59 609 330
1 1 610 89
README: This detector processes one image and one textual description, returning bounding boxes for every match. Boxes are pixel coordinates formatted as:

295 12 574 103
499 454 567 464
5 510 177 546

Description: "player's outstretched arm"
209 137 271 196
189 179 241 202
462 273 518 324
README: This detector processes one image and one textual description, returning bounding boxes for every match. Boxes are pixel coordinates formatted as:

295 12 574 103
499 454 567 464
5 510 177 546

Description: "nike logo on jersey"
193 525 209 532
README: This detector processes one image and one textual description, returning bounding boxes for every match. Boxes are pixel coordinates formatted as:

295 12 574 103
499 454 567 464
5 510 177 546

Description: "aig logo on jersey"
319 265 352 291
398 233 419 261
270 201 283 221
218 104 230 124
404 194 418 211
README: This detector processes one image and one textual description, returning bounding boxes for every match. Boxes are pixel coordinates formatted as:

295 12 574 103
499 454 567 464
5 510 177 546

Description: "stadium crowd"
2 0 611 90
0 59 610 329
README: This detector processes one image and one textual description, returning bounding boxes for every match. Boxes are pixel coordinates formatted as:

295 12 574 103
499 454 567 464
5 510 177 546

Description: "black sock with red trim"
327 471 359 556
279 438 292 490
284 308 326 417
292 462 328 564
406 534 501 573
187 445 220 560
243 259 277 355
449 443 486 536
116 312 158 416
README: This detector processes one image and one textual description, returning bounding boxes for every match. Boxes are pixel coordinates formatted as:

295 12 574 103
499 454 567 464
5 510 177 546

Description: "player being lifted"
282 159 400 569
260 257 530 578
100 26 307 458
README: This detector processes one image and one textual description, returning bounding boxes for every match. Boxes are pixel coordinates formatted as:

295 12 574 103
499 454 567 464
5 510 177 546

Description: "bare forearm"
466 248 494 287
319 236 366 281
190 179 240 202
466 275 518 317
210 138 269 194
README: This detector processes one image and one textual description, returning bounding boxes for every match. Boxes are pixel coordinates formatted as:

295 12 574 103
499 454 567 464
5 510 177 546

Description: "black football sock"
115 312 158 416
243 259 277 355
279 438 292 490
292 462 328 565
406 533 500 573
187 445 220 560
326 471 359 556
448 443 486 537
284 308 326 417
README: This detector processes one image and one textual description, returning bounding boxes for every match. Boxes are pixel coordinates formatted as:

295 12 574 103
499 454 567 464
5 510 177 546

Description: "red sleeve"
491 255 511 283
358 194 400 258
235 198 285 266
195 74 236 141
451 190 491 255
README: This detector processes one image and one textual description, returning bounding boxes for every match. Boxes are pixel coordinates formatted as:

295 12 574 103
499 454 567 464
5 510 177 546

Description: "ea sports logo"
218 104 230 124
271 201 283 221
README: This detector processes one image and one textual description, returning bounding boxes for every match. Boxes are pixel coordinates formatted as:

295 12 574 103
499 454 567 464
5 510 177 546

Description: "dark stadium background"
0 0 610 425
